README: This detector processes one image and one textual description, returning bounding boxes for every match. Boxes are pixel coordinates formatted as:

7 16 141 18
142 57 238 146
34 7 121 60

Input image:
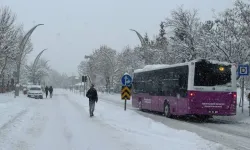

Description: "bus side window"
178 73 188 97
132 81 137 94
157 82 164 96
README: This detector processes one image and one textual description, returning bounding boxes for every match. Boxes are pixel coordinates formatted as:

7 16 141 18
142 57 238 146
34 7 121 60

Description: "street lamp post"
130 29 150 65
15 24 44 96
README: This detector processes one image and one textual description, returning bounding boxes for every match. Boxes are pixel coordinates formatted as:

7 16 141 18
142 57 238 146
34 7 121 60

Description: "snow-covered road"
0 93 140 150
0 89 231 150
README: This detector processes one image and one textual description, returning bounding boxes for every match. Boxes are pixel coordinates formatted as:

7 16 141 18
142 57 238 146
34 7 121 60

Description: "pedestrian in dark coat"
49 86 53 98
86 84 98 117
45 86 49 98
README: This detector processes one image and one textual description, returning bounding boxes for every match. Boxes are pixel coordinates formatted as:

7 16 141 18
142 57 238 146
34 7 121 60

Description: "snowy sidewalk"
68 90 231 150
0 90 232 150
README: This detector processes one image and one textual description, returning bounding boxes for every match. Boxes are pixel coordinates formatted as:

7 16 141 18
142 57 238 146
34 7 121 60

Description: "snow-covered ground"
0 89 232 150
98 92 132 105
96 90 250 150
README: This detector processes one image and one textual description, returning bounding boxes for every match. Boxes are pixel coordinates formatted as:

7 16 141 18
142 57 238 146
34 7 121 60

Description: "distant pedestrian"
248 92 250 101
49 86 53 98
45 86 49 98
86 84 98 117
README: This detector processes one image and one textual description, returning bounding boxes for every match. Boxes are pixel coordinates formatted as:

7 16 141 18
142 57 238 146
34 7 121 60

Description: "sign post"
238 64 249 114
80 82 82 95
82 75 87 97
121 73 132 111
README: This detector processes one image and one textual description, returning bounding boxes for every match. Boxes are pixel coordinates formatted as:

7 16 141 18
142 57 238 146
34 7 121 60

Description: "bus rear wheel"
196 115 210 122
164 103 172 118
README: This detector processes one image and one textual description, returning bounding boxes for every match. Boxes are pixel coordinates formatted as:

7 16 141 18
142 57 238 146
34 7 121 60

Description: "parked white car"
27 85 43 99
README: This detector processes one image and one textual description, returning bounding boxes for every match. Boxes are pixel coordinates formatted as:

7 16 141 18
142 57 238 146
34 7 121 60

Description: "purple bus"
132 59 237 120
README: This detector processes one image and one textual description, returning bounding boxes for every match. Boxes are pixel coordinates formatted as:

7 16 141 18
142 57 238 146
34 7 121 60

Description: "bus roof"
134 59 232 73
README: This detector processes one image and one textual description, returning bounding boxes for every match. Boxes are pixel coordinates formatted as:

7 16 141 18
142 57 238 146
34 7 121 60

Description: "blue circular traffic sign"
121 74 132 86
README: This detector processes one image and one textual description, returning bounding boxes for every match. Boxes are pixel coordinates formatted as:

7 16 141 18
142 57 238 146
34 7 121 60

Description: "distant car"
27 86 43 99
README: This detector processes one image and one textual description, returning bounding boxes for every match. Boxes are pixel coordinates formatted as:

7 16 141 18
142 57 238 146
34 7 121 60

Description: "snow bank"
241 117 250 124
95 103 226 150
0 94 32 129
98 92 132 105
67 91 230 150
237 88 250 124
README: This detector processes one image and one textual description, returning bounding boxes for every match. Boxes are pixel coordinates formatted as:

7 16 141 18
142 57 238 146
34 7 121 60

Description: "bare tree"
164 7 203 62
25 58 49 85
203 0 250 64
78 60 89 76
0 7 18 74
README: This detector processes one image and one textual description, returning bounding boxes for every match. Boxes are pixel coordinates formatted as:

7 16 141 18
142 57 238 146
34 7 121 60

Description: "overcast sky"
1 0 234 75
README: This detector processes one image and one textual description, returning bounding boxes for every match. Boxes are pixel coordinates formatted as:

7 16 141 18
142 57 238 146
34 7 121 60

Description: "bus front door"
143 94 152 110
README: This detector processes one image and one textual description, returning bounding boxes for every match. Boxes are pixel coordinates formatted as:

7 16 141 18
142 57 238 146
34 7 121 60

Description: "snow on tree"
153 22 171 64
203 0 250 65
78 2 250 92
130 29 156 65
83 45 118 92
78 60 90 77
25 58 49 85
0 7 18 75
164 7 204 63
43 70 70 88
80 45 144 92
115 46 144 90
117 46 143 75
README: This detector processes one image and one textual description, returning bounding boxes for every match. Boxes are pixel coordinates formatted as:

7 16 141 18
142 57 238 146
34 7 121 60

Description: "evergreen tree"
144 33 150 45
156 22 169 64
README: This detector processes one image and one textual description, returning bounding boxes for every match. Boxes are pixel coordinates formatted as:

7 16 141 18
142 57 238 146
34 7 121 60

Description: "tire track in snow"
0 108 31 150
62 94 142 150
0 100 49 150
135 111 250 150
0 99 38 133
0 109 28 131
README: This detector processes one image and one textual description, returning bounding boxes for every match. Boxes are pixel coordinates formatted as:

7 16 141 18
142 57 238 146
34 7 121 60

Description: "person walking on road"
49 86 53 98
86 84 98 117
45 86 49 98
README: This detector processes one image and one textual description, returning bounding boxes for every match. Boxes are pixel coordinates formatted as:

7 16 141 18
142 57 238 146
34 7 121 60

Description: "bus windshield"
194 60 232 87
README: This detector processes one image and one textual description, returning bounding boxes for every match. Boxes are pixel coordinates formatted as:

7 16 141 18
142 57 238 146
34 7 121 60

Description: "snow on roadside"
241 117 250 124
98 92 131 105
66 90 231 150
0 94 34 129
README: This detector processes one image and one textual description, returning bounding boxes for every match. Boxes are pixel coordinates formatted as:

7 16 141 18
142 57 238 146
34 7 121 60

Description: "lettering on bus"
202 103 225 108
144 98 151 104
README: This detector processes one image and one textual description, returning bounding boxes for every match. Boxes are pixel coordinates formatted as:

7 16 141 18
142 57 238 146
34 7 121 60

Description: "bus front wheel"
164 103 172 118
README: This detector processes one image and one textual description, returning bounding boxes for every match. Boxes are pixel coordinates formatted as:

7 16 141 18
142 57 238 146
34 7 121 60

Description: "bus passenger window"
178 74 188 97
